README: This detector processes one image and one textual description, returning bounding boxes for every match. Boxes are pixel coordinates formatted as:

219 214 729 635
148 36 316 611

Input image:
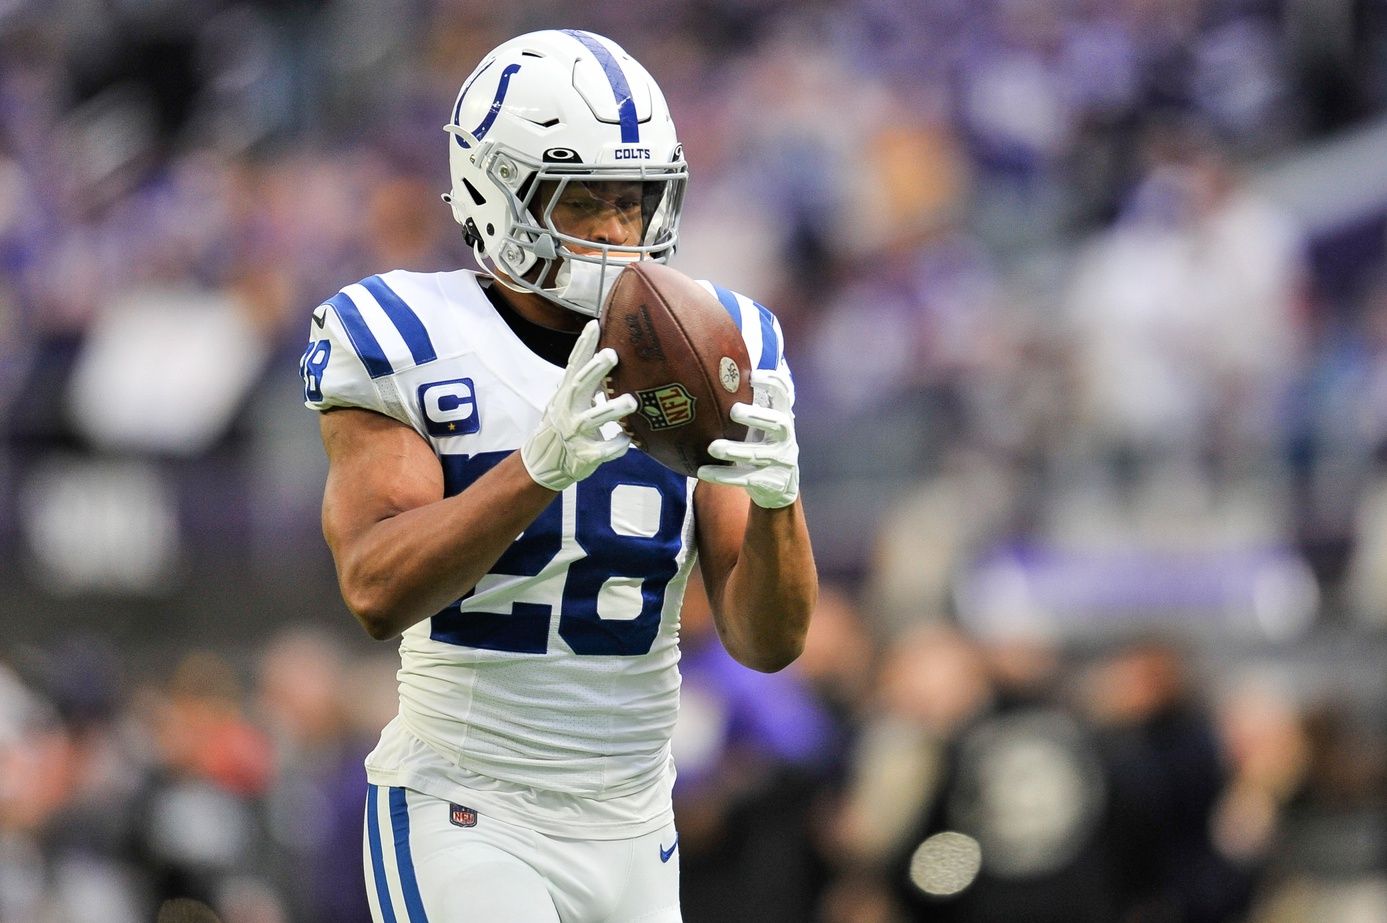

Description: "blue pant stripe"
362 275 437 366
366 784 399 923
389 787 431 923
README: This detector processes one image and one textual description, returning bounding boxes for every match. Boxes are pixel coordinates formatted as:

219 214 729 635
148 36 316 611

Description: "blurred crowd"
3 0 1387 920
0 629 395 923
2 583 1384 922
673 578 1387 923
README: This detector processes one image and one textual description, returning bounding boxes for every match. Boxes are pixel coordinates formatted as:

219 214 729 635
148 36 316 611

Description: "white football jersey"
301 269 786 834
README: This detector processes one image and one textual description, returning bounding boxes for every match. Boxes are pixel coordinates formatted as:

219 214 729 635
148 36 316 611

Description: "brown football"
598 262 753 477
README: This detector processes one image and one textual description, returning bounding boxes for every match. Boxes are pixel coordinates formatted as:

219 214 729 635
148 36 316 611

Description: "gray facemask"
549 253 638 317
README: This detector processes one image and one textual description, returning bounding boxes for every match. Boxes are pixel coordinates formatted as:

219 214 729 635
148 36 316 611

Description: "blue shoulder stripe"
328 292 393 379
754 301 779 370
711 284 743 330
388 788 430 922
362 275 437 365
366 785 398 923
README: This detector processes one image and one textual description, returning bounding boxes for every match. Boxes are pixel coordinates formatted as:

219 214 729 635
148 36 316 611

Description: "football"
598 262 753 477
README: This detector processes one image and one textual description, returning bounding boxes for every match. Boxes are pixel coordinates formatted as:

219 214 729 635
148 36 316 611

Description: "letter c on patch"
419 378 481 436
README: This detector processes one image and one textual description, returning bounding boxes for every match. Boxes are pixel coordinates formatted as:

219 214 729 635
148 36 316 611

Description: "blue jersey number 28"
300 339 331 403
429 451 688 656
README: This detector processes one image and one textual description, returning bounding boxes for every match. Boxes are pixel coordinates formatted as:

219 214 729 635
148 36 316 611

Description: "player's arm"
320 320 636 640
320 408 557 640
694 367 817 672
694 482 816 672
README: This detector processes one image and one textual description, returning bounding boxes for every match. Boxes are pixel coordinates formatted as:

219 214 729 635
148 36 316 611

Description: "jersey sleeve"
694 279 792 379
298 288 413 425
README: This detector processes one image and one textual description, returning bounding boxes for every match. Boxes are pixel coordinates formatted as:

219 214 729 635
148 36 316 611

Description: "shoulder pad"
693 279 786 372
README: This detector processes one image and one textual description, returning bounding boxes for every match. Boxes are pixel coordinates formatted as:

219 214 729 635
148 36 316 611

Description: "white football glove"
521 320 638 491
697 367 800 509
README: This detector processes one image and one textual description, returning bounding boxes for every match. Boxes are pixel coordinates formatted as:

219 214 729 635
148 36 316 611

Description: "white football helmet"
444 30 688 316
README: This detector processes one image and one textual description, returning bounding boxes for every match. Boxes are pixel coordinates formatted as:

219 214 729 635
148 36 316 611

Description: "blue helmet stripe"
753 301 779 370
327 292 393 379
711 284 743 330
562 30 639 143
365 785 398 923
362 275 437 365
453 62 522 149
451 61 491 129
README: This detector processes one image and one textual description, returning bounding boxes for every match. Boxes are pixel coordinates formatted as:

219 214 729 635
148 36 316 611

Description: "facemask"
549 253 639 317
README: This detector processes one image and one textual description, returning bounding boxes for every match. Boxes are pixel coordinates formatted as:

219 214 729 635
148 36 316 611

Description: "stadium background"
2 0 1387 920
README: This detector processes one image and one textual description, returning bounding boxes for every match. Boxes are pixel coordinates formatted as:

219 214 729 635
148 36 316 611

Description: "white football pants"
362 784 682 922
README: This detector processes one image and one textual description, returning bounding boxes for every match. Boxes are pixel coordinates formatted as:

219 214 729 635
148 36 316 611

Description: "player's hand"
697 368 800 509
522 320 638 491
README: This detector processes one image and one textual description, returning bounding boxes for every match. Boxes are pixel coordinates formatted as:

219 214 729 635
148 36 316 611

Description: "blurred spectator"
1080 637 1252 923
1067 118 1307 491
824 625 994 920
1246 703 1387 923
1211 675 1312 870
255 630 374 923
1343 277 1387 624
673 575 840 922
837 625 1126 923
864 447 1022 640
131 651 279 921
0 644 146 923
790 582 877 747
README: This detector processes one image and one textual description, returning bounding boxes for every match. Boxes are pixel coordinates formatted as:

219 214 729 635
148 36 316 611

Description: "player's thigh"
537 821 681 923
609 823 682 923
362 784 559 923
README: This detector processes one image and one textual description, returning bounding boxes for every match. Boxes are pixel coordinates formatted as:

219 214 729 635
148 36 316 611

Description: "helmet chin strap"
484 244 637 318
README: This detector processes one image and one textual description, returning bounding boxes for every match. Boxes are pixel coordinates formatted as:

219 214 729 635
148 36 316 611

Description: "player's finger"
572 347 620 395
696 464 750 486
708 439 765 465
750 368 793 409
594 433 632 463
566 319 601 369
559 324 600 389
729 403 787 438
581 393 637 428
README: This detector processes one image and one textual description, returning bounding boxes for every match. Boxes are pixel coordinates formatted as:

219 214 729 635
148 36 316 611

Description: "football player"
300 29 816 923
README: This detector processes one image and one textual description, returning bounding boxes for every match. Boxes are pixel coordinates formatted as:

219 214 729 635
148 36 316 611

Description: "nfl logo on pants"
450 804 478 828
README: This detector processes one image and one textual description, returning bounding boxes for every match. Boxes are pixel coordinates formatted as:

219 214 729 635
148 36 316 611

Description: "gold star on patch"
448 422 457 431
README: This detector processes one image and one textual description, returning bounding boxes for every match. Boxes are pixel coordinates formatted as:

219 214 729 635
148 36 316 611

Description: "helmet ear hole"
462 179 487 206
